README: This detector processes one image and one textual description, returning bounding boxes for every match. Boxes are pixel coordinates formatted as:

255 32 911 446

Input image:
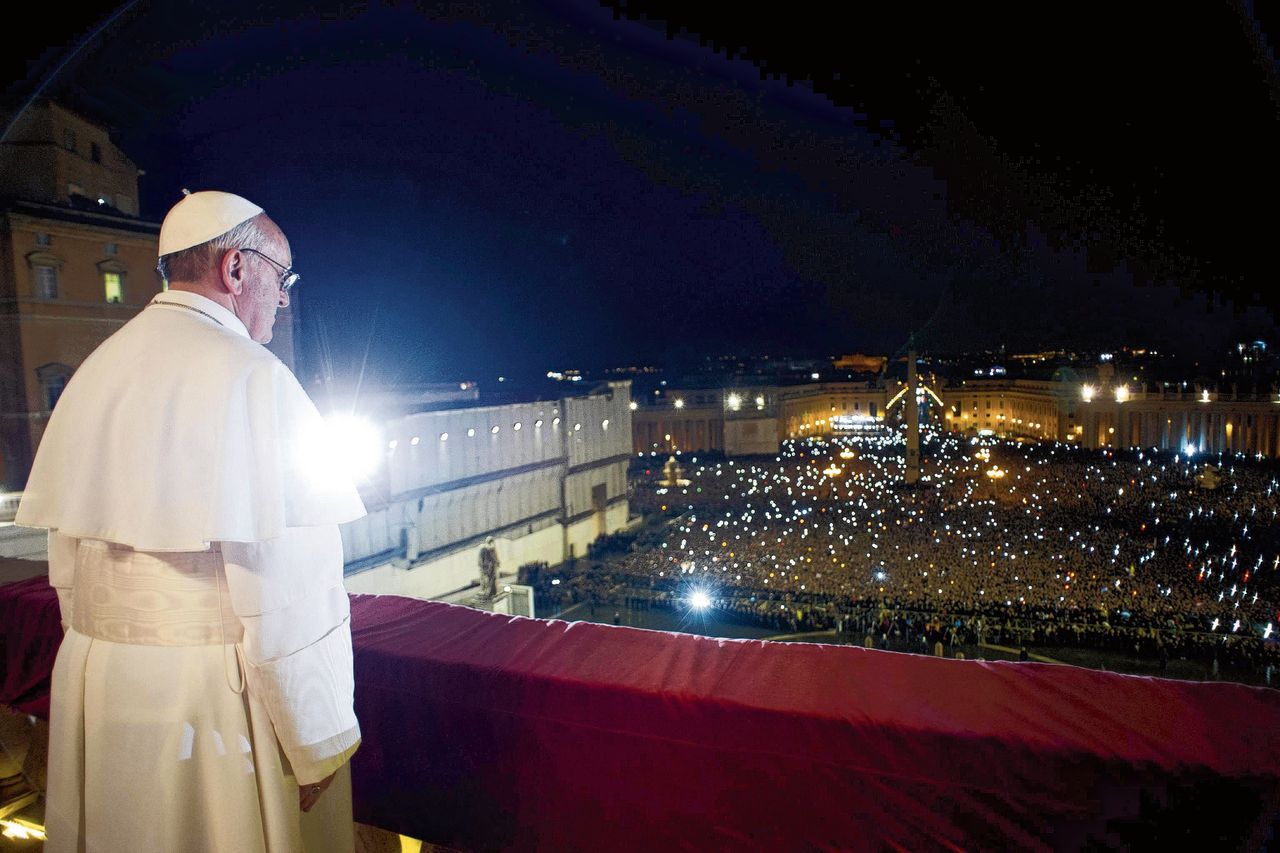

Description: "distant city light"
811 372 820 380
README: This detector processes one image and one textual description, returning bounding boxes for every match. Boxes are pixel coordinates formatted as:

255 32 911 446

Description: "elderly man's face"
236 220 292 344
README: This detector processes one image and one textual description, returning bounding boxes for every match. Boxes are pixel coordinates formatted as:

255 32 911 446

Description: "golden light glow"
674 399 685 409
985 466 1006 479
1114 386 1129 403
822 465 842 476
727 393 742 411
1 818 46 841
1081 384 1096 402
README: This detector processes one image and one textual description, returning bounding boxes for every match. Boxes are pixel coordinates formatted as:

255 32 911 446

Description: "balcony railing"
2 573 1280 850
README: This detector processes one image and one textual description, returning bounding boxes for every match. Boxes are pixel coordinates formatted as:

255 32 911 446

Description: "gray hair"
156 214 271 285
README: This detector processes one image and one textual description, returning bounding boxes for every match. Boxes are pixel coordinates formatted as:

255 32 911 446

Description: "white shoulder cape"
17 294 366 550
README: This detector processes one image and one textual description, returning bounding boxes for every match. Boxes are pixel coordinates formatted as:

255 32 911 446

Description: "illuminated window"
104 272 124 304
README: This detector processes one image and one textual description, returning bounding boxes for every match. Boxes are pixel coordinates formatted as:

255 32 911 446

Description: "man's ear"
220 249 246 296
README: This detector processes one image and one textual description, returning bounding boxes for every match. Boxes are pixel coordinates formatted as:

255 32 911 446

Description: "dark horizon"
5 0 1279 385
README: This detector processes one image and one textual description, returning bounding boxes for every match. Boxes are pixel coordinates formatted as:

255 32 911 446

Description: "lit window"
104 272 124 304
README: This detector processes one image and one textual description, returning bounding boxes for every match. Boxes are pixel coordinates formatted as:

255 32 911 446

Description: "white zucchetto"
158 189 264 256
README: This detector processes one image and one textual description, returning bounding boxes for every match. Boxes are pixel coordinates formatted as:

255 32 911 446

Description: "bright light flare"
689 590 712 610
303 414 383 483
1081 384 1096 402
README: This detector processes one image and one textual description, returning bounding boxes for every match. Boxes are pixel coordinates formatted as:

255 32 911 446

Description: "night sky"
5 1 1279 385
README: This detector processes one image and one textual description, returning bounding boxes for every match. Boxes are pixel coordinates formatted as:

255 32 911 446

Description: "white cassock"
16 290 367 853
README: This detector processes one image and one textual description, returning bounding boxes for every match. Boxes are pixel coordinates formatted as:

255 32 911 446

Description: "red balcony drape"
4 576 1280 850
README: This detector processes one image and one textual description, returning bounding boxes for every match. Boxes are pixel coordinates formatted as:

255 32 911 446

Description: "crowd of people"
534 429 1280 682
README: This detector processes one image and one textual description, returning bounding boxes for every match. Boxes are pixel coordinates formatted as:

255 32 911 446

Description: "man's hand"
299 771 337 812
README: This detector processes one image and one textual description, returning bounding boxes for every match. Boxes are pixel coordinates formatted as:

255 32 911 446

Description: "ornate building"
0 100 298 489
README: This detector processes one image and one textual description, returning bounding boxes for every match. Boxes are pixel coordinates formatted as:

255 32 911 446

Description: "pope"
16 190 367 852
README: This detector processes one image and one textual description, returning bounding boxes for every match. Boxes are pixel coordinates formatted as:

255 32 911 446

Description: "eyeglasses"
240 247 300 293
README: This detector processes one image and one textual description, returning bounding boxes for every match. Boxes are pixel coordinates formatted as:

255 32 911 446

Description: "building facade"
0 101 297 488
628 374 1280 460
0 102 162 488
342 381 634 600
